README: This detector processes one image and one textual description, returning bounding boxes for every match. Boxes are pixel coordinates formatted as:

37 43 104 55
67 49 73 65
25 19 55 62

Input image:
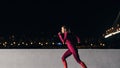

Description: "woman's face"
61 27 67 33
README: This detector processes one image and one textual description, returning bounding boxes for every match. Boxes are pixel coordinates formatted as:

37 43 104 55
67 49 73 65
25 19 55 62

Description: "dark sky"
1 1 120 38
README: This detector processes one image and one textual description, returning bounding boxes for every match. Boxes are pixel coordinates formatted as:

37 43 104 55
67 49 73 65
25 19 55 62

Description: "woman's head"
61 25 71 33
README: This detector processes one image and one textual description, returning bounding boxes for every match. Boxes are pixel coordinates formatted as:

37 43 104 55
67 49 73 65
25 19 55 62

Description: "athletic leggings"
62 40 81 63
58 32 87 68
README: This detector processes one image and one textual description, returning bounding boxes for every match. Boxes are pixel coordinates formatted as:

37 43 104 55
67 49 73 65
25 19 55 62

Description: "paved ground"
0 49 120 68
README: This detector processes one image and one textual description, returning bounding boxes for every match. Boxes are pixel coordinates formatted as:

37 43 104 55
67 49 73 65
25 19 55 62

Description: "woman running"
58 25 87 68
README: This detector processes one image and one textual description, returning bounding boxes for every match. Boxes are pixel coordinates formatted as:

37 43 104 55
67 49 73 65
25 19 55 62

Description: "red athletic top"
58 32 80 44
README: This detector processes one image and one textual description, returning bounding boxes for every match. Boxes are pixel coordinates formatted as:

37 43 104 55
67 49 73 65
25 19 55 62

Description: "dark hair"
61 25 68 29
61 25 71 33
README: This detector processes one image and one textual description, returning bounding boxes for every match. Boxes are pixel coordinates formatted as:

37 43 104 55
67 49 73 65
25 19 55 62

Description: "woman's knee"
76 59 82 63
61 56 65 61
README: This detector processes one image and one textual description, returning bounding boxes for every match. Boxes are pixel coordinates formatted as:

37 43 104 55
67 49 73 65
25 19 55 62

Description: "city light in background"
0 33 108 49
104 24 120 38
103 11 120 38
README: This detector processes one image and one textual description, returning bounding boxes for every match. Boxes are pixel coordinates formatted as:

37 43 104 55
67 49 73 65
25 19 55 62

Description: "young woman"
58 25 87 68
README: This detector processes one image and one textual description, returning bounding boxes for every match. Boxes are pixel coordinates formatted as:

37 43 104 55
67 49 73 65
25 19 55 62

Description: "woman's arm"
76 36 80 44
64 32 67 42
58 32 64 44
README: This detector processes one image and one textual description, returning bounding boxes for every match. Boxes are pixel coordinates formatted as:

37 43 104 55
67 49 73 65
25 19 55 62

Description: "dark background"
1 0 120 39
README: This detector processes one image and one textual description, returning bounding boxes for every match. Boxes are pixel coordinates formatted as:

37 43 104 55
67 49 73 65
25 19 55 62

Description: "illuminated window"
103 44 105 46
30 42 33 45
13 42 16 44
5 42 7 44
52 42 55 45
46 42 48 45
41 43 43 46
18 43 20 46
11 43 13 45
91 44 93 46
22 42 24 44
26 43 28 46
38 42 41 45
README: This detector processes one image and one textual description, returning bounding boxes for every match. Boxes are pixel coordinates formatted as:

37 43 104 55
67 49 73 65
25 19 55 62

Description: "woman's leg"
67 44 87 68
62 49 72 68
72 51 87 68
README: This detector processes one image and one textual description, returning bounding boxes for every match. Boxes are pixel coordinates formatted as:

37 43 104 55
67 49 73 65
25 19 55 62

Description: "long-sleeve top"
58 32 80 44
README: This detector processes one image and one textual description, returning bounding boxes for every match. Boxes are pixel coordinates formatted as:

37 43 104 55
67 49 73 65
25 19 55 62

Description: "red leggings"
62 41 87 68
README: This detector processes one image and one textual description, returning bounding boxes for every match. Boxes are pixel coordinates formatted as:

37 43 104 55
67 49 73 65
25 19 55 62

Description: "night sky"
1 0 120 39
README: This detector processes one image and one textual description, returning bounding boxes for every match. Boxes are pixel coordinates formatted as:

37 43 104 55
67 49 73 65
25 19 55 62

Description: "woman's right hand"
58 32 61 34
63 42 65 45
